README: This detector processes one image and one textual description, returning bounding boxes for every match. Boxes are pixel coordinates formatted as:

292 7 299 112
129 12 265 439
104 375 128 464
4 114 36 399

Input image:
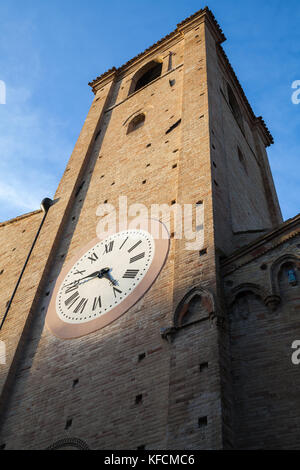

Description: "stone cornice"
89 67 117 94
88 7 224 93
176 6 226 43
0 209 42 228
216 45 274 146
221 214 300 274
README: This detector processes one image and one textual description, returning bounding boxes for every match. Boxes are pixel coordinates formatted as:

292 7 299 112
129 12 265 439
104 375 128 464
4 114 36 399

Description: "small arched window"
279 262 298 290
129 60 163 95
227 83 244 132
127 113 145 134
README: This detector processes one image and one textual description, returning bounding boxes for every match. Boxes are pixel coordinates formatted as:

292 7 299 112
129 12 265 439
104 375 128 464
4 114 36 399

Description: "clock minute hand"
78 270 101 281
64 270 101 288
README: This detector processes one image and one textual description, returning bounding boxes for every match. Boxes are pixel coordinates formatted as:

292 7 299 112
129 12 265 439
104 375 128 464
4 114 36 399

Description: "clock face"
46 220 169 339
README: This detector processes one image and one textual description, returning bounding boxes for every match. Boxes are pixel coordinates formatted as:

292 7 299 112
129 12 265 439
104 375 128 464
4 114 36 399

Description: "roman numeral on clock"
65 291 80 308
74 298 88 314
88 252 98 263
113 287 122 298
130 252 145 264
123 269 139 279
74 269 86 276
93 296 102 311
128 240 142 253
119 237 128 250
104 241 114 254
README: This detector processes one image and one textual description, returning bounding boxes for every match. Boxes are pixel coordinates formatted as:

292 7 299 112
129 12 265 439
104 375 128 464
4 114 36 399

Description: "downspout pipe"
0 197 53 331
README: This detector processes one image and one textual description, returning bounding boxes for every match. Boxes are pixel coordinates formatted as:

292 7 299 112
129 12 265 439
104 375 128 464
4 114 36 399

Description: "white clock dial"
56 230 155 324
46 219 170 339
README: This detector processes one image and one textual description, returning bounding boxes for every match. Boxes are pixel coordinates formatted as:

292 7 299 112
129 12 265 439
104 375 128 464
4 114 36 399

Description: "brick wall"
222 217 300 449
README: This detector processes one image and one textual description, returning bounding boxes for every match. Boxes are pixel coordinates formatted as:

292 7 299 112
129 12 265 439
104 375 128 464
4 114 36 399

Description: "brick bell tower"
0 8 282 450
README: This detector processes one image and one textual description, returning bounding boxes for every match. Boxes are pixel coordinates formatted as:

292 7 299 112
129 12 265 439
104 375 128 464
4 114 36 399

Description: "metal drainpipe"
0 197 53 330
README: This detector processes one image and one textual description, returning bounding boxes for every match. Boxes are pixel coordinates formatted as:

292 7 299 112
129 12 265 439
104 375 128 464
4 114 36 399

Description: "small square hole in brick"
200 362 208 372
65 418 73 430
135 394 143 405
146 143 151 148
142 180 147 185
171 200 176 205
72 379 79 388
198 416 208 428
199 249 207 257
138 353 146 362
172 164 177 169
196 200 203 206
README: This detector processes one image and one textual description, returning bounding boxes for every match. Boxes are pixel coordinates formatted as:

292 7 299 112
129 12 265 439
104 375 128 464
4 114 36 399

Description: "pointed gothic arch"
271 253 299 296
173 287 215 328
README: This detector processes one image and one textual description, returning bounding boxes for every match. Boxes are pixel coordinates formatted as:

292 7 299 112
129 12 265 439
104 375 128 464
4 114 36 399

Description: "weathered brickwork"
222 215 300 449
0 8 298 450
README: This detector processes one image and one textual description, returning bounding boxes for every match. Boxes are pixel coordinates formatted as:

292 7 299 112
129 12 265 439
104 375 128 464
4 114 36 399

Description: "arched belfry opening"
129 59 163 95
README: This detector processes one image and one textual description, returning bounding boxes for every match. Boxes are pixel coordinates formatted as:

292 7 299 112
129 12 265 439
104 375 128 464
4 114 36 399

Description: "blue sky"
0 0 299 222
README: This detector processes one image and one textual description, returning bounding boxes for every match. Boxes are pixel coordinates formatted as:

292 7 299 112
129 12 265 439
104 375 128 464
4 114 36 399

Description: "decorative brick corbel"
264 294 281 312
160 326 177 343
209 310 226 329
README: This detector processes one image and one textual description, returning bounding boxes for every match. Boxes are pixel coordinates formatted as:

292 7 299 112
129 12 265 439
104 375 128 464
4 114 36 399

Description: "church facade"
0 8 299 450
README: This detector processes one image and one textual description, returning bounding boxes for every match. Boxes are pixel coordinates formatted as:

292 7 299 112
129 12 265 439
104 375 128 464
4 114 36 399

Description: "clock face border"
46 219 170 340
